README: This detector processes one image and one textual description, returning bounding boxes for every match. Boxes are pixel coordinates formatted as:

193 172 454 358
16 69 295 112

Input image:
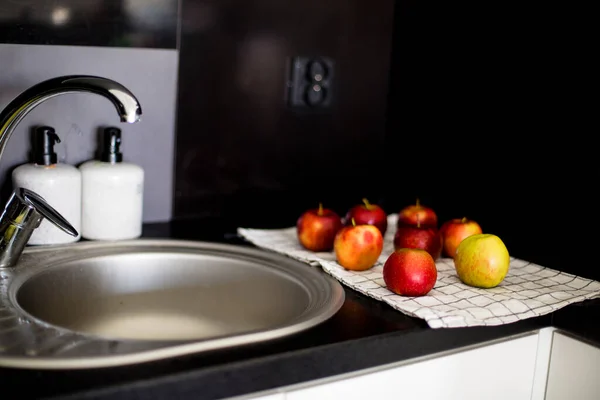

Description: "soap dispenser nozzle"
100 127 123 163
32 126 61 166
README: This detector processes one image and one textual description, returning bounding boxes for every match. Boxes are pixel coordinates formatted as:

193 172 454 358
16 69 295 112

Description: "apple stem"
461 217 467 223
351 217 356 227
362 198 371 209
416 198 420 207
318 203 323 216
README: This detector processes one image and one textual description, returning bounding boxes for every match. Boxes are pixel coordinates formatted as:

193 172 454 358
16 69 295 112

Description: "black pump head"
32 126 61 165
100 127 123 163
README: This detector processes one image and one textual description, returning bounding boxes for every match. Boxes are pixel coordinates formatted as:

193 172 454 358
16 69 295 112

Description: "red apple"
439 217 483 258
297 203 343 252
383 248 438 296
345 198 388 235
397 198 438 229
393 221 442 260
334 220 384 271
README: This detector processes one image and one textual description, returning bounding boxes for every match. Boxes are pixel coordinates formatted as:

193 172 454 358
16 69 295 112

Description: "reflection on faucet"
0 75 142 162
0 188 78 268
0 75 142 267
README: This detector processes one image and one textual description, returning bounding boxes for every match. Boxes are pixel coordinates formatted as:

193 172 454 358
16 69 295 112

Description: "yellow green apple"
454 233 510 288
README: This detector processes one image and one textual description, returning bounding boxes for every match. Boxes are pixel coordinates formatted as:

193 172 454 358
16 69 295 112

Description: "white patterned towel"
238 214 600 328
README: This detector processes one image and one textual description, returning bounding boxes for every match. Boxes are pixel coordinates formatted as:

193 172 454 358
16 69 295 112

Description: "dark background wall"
384 0 596 279
0 0 177 48
174 0 395 225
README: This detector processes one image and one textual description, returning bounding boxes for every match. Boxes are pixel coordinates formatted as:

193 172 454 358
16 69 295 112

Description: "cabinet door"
240 392 285 400
286 334 539 400
545 332 600 400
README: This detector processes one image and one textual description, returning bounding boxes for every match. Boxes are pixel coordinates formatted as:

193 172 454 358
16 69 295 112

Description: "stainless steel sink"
0 239 344 369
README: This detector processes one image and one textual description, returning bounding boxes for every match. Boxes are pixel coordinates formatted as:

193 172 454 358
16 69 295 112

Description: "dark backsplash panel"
174 0 395 225
0 0 178 48
384 1 598 280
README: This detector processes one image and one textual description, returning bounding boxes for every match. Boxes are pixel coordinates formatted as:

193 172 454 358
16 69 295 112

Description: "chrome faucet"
0 75 143 268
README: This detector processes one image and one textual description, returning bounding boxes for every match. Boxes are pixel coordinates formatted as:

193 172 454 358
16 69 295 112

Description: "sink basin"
16 252 312 341
0 239 344 369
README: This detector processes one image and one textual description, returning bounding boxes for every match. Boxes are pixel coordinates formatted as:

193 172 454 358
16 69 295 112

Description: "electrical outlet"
286 56 334 109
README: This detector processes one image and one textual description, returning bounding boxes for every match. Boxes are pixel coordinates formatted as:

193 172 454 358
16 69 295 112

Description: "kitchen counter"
1 219 599 400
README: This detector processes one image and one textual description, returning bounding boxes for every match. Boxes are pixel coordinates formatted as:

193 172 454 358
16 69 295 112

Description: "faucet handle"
0 188 78 268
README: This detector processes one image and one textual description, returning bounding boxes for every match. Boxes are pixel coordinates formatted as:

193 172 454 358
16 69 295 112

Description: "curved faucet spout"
0 75 142 162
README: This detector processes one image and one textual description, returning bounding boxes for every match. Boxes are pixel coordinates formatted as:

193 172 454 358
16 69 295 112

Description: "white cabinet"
234 392 285 400
545 332 600 400
285 333 539 400
227 328 600 400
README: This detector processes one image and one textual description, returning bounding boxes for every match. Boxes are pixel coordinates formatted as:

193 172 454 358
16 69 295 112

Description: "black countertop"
1 219 599 400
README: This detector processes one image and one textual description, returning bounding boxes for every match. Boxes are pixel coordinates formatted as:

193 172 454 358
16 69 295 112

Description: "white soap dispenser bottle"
79 127 144 240
11 126 82 245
